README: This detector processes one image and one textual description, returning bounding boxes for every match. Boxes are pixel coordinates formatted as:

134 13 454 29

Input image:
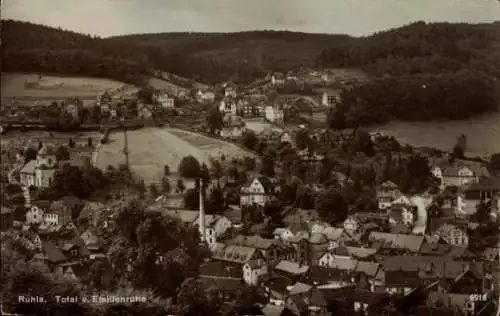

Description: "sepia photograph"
0 0 499 315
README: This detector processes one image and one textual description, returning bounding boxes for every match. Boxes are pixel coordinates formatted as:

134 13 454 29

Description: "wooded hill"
3 20 499 85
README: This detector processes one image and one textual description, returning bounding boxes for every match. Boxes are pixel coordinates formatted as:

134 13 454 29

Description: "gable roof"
199 261 242 279
42 241 67 263
211 243 257 264
356 262 380 278
20 160 37 174
261 304 286 316
275 260 309 275
368 232 424 252
164 209 199 224
226 234 275 249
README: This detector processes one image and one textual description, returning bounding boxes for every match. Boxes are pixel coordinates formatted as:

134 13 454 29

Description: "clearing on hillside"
1 73 129 101
95 127 257 183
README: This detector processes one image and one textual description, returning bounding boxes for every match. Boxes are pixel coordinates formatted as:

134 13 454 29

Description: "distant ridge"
2 19 499 84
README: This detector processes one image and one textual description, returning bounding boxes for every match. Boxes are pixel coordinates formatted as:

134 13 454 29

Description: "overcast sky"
3 0 500 37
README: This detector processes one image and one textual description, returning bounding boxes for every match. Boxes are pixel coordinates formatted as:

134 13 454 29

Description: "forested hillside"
2 19 499 90
317 21 500 77
1 20 151 84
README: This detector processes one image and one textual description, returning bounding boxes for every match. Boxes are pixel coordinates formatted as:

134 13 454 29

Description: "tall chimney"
199 178 206 244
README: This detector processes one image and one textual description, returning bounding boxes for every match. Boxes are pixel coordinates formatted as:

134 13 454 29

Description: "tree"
149 183 159 197
136 180 146 199
488 152 500 171
164 164 171 176
68 138 75 148
206 106 223 134
178 156 201 178
242 130 258 150
315 188 349 225
55 145 70 161
452 144 465 159
243 156 256 171
87 137 93 148
261 152 275 177
137 86 155 104
206 185 225 214
176 179 186 194
351 130 375 157
294 129 310 150
184 188 199 210
161 177 171 194
107 201 205 298
23 147 38 162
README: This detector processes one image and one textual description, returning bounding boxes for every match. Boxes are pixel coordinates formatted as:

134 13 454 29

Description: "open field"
95 127 257 183
1 73 128 100
243 119 283 134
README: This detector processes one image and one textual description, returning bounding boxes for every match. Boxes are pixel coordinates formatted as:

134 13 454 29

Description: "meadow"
95 127 256 183
243 119 283 134
1 73 127 101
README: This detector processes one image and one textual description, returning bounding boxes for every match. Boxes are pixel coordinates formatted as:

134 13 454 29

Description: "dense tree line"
328 69 498 126
4 20 499 85
2 20 151 84
317 21 500 77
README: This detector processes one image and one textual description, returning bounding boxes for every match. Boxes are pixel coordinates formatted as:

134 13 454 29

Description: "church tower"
198 178 206 244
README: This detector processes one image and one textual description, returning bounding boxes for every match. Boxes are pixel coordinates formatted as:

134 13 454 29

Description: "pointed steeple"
199 178 206 244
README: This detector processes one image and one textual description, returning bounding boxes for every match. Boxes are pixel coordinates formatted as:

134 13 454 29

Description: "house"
271 73 285 86
196 90 215 103
211 243 263 265
383 256 488 296
155 91 175 108
317 88 341 107
320 227 352 249
431 160 488 188
318 252 359 272
240 177 274 207
220 116 245 139
223 84 238 98
285 287 328 316
20 145 57 188
388 205 418 227
274 260 310 281
226 234 293 261
343 213 388 235
137 103 155 119
262 276 296 306
42 200 73 227
265 105 284 123
426 292 478 315
280 132 293 145
391 194 413 206
462 176 500 213
242 259 268 285
368 232 425 253
199 214 232 246
219 99 238 115
376 181 402 210
62 98 82 120
199 261 242 281
261 304 294 316
433 223 469 247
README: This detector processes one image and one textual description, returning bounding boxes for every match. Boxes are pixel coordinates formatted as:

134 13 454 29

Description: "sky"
3 0 500 37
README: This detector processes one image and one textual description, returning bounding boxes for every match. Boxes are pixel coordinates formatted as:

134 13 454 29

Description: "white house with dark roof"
20 145 57 188
243 258 268 285
376 181 402 210
240 176 274 207
433 223 469 247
